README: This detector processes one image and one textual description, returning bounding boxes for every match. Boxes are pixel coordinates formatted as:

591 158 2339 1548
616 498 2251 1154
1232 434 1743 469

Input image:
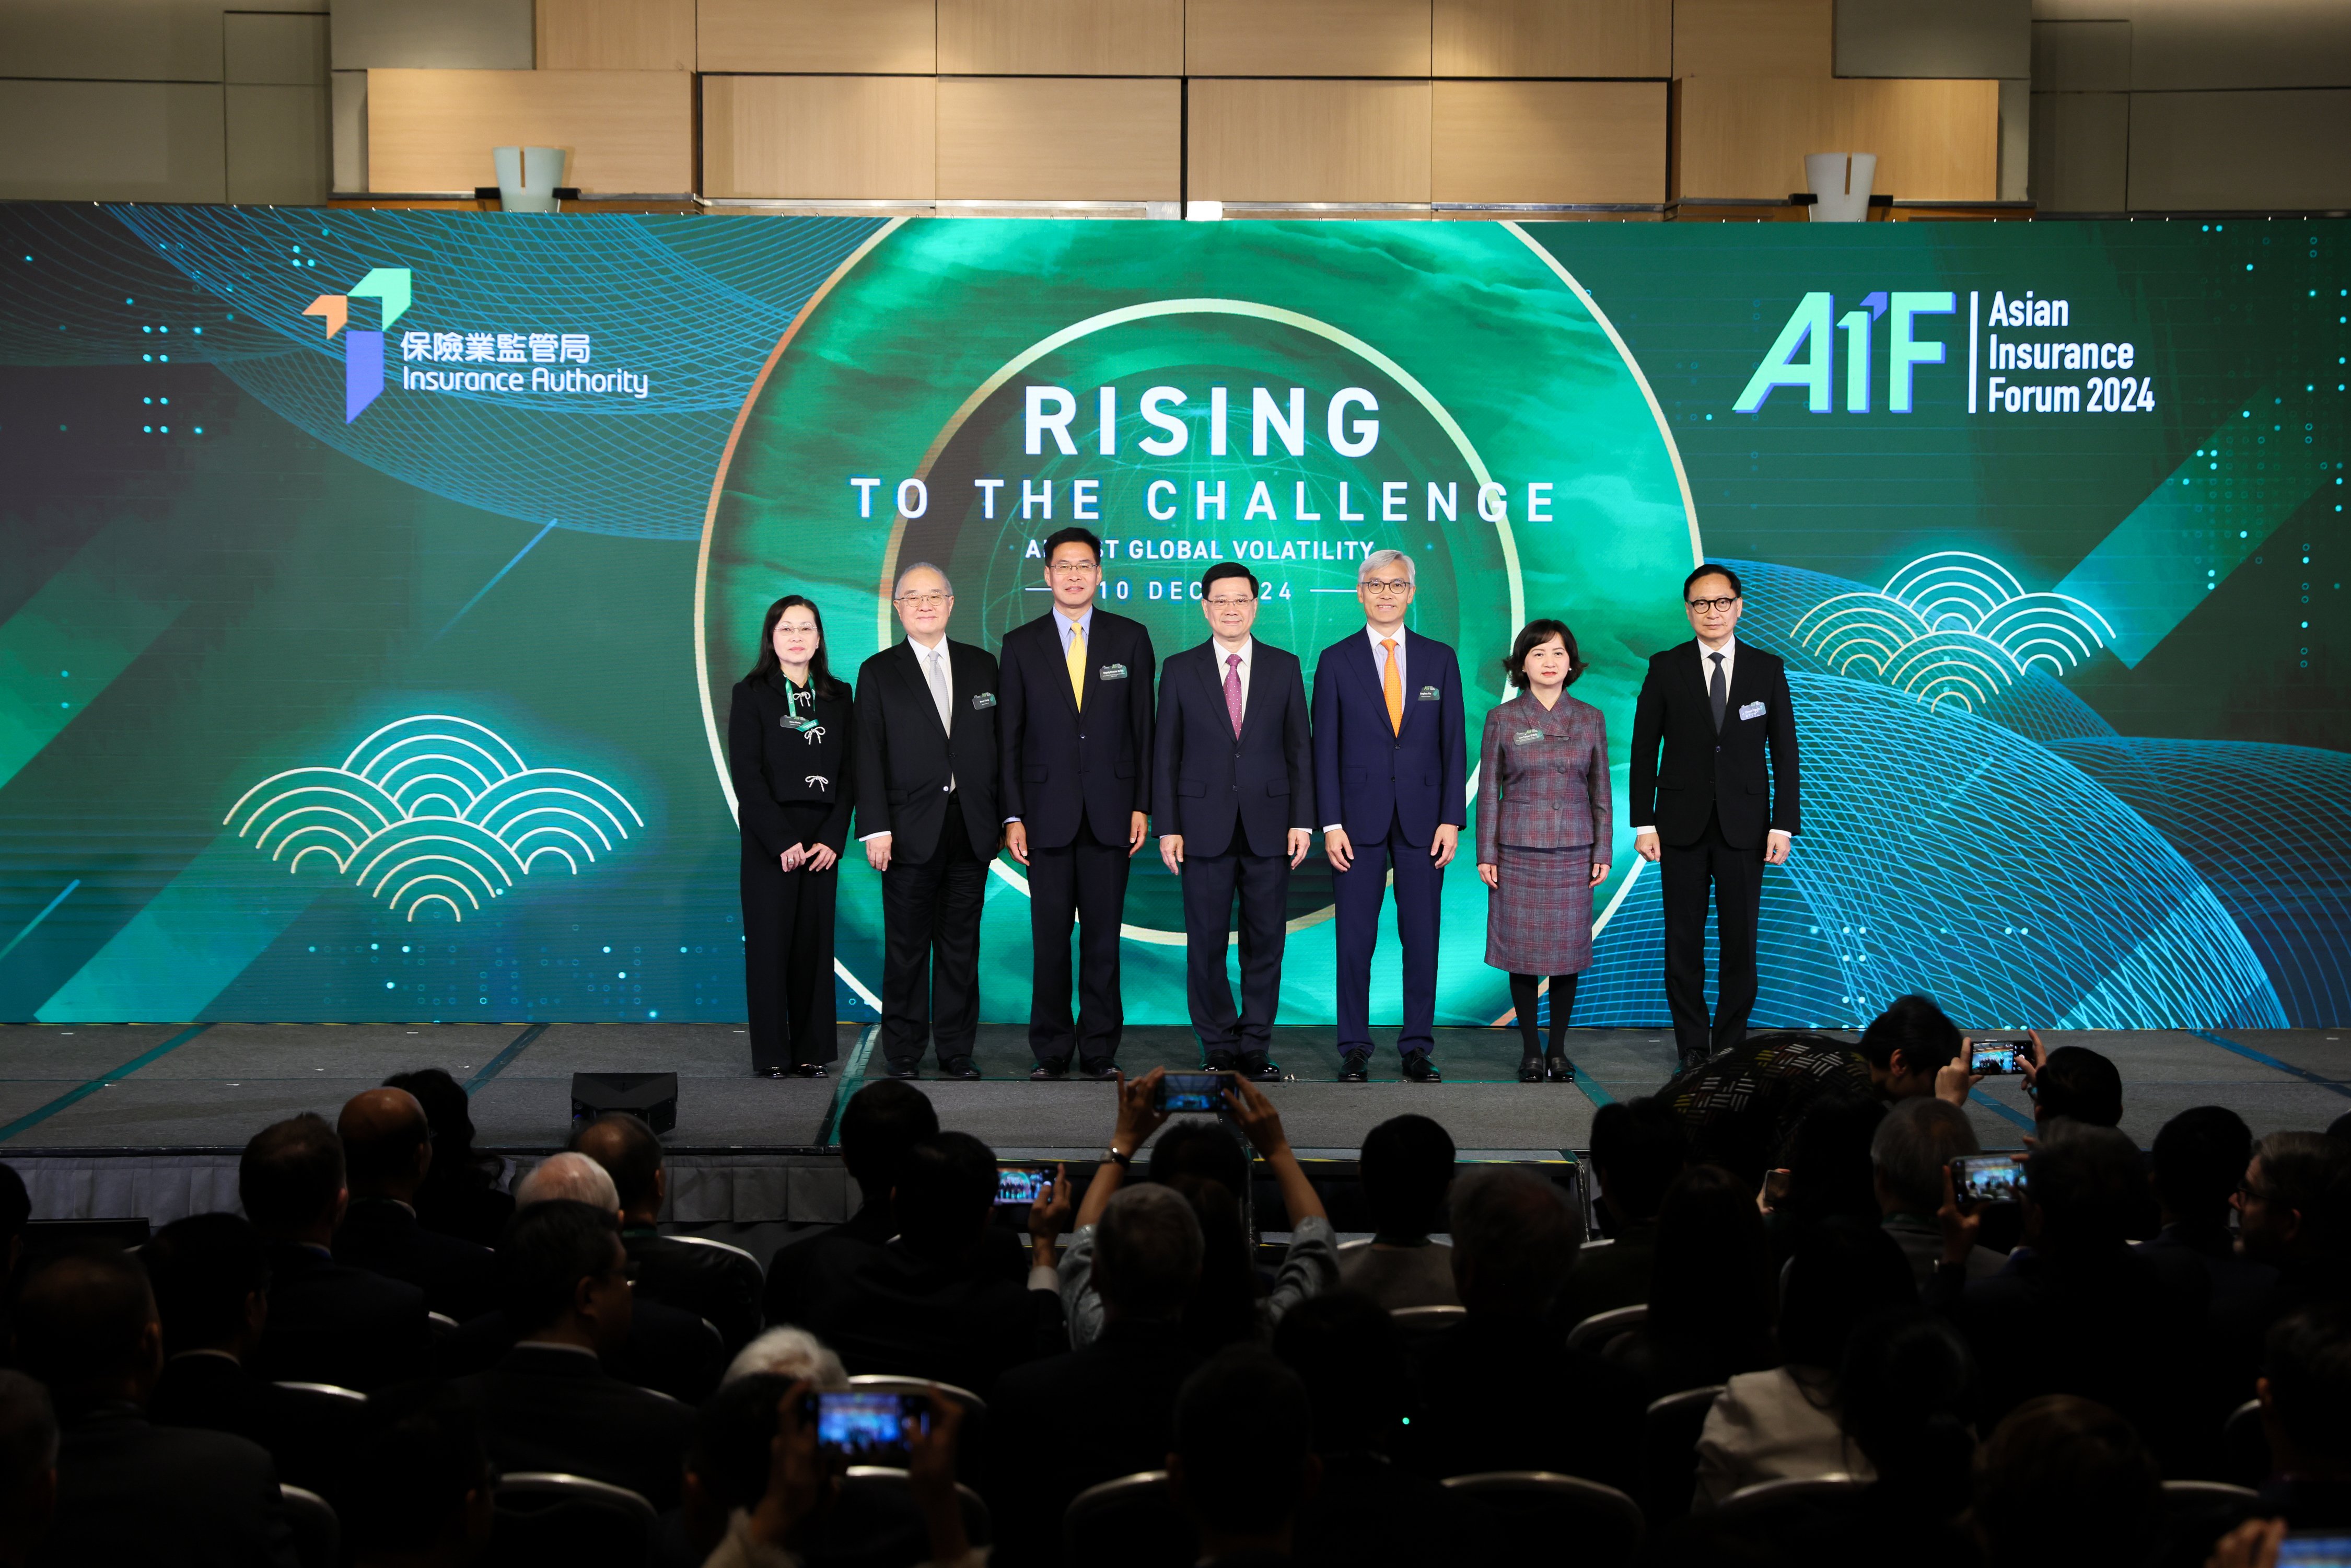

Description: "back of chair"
1065 1471 1194 1568
845 1374 989 1484
1439 1472 1644 1568
1565 1304 1647 1355
2164 1480 2260 1505
492 1473 655 1568
1389 1304 1467 1334
427 1310 460 1342
278 1484 337 1568
1638 1384 1725 1524
2220 1398 2269 1488
271 1380 367 1404
1711 1473 1864 1527
836 1467 992 1548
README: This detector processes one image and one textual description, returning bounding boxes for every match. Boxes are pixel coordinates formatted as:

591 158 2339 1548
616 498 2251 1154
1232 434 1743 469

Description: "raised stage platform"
3 1021 2347 1233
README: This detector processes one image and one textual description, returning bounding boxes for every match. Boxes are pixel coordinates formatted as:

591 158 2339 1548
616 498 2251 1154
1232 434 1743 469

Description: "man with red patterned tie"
1151 563 1317 1082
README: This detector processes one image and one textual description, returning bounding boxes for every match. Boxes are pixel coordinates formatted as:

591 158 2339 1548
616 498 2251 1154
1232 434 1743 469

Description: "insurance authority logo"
302 267 411 423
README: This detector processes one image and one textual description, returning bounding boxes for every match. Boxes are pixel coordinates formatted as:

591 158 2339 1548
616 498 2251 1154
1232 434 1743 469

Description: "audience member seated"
2146 1107 2278 1318
1168 1349 1320 1568
2024 1043 2123 1130
333 1087 497 1321
2249 1306 2351 1530
1970 1396 2161 1568
723 1326 847 1389
1273 1293 1498 1568
1665 995 1973 1190
574 1111 763 1351
385 1067 514 1248
1692 1219 1914 1506
766 1080 952 1330
795 1131 1065 1395
335 1383 495 1568
988 1183 1207 1567
1767 1095 1889 1248
1055 1071 1336 1352
145 1212 356 1491
1 1162 27 1281
1871 1098 2008 1286
1557 1097 1684 1328
0 1370 56 1568
1337 1115 1457 1310
440 1152 725 1403
1611 1163 1777 1399
1401 1167 1642 1489
240 1112 428 1391
2233 1130 2351 1311
1930 1123 2207 1471
460 1198 696 1510
16 1248 296 1568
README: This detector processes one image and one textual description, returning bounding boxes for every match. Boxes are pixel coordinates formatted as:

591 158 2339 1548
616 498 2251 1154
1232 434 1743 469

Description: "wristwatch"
1104 1145 1133 1168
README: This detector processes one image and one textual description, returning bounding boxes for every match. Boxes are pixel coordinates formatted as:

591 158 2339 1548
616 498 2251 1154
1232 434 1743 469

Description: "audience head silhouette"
0 1370 57 1568
1092 1183 1204 1324
1838 1307 1976 1513
337 1383 495 1567
724 1326 847 1388
2239 1129 2351 1267
1777 1094 1889 1230
14 1249 162 1409
892 1131 997 1261
2022 1123 2144 1255
572 1110 664 1223
1776 1217 1915 1370
515 1150 620 1214
1270 1291 1405 1455
2150 1104 2254 1228
337 1087 433 1203
837 1079 939 1211
143 1212 269 1360
1448 1166 1579 1316
1651 1163 1775 1344
238 1112 346 1244
1872 1096 1980 1217
1358 1114 1455 1239
1169 1349 1320 1559
499 1198 632 1353
680 1371 792 1557
2261 1305 2351 1479
2033 1046 2123 1128
1587 1096 1685 1227
0 1164 28 1280
1856 994 1964 1097
1971 1395 2160 1568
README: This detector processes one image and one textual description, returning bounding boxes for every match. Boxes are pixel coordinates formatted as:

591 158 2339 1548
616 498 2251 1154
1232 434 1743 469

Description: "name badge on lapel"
1098 663 1128 681
1417 684 1440 702
971 691 996 710
1739 700 1766 722
1512 728 1544 746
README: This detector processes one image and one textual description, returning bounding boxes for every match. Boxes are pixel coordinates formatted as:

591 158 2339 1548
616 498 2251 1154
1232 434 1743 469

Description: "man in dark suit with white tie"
1630 563 1802 1071
999 528 1156 1081
1154 562 1316 1082
1312 550 1469 1084
854 562 1003 1079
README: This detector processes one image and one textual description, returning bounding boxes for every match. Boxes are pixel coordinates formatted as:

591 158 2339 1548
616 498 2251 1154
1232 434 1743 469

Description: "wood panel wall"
1433 0 1670 79
937 76 1181 199
938 0 1183 76
697 0 935 73
537 0 695 70
1189 79 1433 202
1673 75 1999 200
1433 80 1667 203
1186 0 1434 78
702 74 937 199
367 67 693 192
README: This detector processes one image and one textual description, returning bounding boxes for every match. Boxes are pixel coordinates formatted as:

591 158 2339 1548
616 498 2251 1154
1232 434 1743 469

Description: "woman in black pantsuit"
729 595 855 1078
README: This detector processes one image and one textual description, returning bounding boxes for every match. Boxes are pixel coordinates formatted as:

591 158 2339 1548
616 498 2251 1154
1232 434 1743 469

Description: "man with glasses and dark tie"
854 562 1003 1079
1630 563 1802 1073
1153 562 1316 1082
998 527 1156 1081
1313 549 1468 1084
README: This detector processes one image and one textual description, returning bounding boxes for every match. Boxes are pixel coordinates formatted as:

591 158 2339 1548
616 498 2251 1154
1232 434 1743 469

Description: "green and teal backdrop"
0 208 2343 1031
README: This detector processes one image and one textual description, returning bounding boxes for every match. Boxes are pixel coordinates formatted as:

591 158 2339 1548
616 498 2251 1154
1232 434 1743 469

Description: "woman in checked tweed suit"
1476 619 1612 1084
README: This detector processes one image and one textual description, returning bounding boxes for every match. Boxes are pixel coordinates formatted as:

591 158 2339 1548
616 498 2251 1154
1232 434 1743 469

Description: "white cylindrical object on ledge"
1803 152 1876 223
493 146 568 214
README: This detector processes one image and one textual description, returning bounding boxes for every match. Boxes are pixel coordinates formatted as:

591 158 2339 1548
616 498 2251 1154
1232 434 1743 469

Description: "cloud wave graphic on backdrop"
223 715 643 922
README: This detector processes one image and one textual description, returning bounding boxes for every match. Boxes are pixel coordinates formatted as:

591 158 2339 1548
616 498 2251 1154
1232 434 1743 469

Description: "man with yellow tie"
1000 527 1156 1079
1312 549 1469 1083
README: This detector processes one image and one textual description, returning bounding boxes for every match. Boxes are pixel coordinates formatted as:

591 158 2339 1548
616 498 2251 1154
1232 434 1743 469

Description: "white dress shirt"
1324 623 1411 834
860 634 952 842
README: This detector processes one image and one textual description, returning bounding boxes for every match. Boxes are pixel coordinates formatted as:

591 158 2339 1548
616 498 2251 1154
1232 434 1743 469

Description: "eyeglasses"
2236 1179 2272 1204
1203 596 1255 608
1048 560 1098 576
1686 596 1740 613
1360 579 1414 596
894 591 950 608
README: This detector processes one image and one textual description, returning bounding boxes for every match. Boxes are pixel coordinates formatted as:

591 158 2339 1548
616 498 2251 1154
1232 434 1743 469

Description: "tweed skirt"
1484 844 1595 975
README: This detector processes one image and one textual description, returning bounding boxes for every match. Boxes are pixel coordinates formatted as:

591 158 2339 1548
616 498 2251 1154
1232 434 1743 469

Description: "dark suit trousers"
1660 809 1763 1061
1180 847 1288 1055
741 812 838 1072
1333 812 1444 1056
1026 817 1128 1065
880 796 984 1067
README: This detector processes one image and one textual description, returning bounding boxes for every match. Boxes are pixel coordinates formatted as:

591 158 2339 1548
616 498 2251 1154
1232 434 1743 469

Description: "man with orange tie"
999 527 1156 1080
1312 549 1469 1083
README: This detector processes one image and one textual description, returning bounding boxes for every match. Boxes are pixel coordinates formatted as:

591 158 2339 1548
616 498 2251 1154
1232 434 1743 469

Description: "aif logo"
1733 290 1956 414
301 269 412 423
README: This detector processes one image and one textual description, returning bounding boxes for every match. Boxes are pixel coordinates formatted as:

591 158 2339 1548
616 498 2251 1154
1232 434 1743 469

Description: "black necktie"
1709 651 1727 731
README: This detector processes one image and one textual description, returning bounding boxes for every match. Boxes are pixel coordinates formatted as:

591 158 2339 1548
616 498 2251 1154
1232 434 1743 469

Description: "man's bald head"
572 1113 663 1223
338 1087 432 1201
515 1152 620 1215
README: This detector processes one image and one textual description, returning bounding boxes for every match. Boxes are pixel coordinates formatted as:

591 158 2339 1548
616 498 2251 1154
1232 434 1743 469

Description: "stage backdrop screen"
0 208 2343 1031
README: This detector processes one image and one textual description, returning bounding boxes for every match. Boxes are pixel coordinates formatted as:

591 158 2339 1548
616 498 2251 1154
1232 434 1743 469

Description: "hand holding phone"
1969 1036 2033 1075
1156 1071 1227 1114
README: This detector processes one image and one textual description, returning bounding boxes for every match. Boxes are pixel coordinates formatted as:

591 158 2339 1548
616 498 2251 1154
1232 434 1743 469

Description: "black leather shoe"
886 1061 920 1080
1240 1055 1283 1083
756 1065 788 1080
1400 1051 1442 1083
940 1058 982 1080
1518 1053 1543 1084
1076 1061 1118 1081
793 1063 828 1079
1204 1053 1239 1073
1339 1052 1370 1083
1677 1051 1710 1076
1546 1054 1574 1083
1030 1060 1069 1081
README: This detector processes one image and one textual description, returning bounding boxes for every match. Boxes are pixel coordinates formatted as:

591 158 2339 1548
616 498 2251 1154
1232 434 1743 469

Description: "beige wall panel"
1673 76 1996 200
1186 0 1432 78
227 13 332 85
937 77 1179 199
1431 80 1664 203
1189 79 1430 201
703 74 937 199
367 69 692 192
1433 0 1668 79
0 0 231 83
228 84 332 204
2029 91 2127 211
0 80 225 202
939 0 1182 75
334 0 537 70
2128 88 2351 210
2031 20 2130 94
697 0 935 73
539 0 696 69
1673 0 1830 78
